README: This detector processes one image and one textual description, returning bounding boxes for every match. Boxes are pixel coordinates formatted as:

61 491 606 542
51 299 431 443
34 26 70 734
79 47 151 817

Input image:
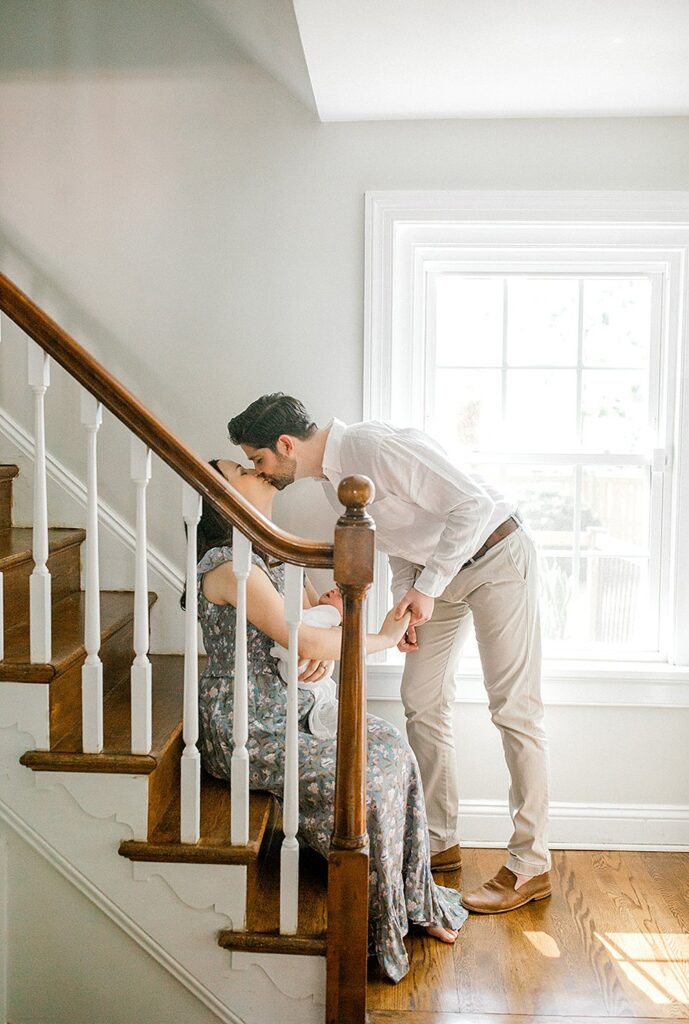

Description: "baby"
270 587 343 740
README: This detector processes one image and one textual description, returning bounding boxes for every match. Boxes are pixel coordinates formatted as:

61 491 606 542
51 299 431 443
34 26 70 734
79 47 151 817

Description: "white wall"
0 823 221 1024
0 1 687 839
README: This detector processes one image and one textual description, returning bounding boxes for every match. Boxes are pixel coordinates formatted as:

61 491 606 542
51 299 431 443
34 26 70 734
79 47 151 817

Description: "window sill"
366 660 689 708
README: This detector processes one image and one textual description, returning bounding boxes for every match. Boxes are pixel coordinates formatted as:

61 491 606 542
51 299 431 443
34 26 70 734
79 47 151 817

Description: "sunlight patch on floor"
595 932 689 1007
523 930 561 958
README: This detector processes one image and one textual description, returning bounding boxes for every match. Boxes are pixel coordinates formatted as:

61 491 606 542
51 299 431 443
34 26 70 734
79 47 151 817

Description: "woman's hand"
379 608 411 648
298 659 335 683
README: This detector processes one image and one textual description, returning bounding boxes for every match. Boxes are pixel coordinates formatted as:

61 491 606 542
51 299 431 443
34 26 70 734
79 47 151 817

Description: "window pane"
539 555 575 642
581 370 648 451
505 369 577 450
540 554 651 649
503 466 576 543
432 369 502 449
583 278 651 368
581 555 650 647
435 276 503 366
581 466 650 551
507 278 578 366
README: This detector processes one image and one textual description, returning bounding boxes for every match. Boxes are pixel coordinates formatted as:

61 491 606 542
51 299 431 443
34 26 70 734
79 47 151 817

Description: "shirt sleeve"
389 555 419 606
368 433 497 598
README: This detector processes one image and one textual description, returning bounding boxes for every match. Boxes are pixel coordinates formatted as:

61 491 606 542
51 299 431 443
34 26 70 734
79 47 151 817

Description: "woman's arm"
202 561 408 660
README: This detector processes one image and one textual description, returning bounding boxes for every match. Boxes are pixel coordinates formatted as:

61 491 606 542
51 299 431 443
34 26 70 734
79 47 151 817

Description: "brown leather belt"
461 516 520 570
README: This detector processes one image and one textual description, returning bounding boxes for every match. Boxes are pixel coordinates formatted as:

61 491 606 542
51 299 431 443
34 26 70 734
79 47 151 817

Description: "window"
364 192 689 676
428 271 660 657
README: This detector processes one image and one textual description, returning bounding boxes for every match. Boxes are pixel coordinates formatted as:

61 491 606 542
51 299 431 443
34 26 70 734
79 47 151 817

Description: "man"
228 394 551 913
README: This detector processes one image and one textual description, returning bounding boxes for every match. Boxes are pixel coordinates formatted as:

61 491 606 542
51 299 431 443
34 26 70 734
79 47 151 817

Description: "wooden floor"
366 848 689 1022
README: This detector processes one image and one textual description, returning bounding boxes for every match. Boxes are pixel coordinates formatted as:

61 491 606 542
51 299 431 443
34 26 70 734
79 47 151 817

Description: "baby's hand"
298 659 334 683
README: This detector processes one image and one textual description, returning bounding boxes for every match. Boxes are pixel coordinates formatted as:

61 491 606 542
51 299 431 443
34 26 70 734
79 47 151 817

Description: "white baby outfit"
270 603 340 740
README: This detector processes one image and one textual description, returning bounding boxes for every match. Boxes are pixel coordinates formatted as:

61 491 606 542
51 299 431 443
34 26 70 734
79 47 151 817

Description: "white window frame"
363 191 689 708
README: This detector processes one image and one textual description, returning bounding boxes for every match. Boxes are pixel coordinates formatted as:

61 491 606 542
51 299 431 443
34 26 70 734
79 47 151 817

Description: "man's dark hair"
228 393 317 451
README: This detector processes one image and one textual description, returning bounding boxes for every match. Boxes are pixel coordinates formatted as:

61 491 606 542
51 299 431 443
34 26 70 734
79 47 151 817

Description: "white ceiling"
292 0 689 122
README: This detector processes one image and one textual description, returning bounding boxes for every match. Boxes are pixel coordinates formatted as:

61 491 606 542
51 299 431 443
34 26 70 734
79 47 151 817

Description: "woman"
195 459 468 982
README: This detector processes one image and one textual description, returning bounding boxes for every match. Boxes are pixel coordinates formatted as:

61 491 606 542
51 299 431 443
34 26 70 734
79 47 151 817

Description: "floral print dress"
196 544 468 982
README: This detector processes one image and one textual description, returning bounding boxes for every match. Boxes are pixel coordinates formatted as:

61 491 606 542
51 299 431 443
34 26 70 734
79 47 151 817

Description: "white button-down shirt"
321 419 514 601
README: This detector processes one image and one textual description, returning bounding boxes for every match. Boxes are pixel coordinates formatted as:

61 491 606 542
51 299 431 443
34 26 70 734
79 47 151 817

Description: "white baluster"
27 341 51 663
0 319 3 658
0 322 3 659
181 483 202 843
230 527 251 845
280 562 303 935
130 438 152 754
80 391 103 753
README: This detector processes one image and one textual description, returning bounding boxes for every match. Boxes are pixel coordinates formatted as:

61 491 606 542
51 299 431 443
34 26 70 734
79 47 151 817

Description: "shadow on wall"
0 0 316 112
0 219 185 425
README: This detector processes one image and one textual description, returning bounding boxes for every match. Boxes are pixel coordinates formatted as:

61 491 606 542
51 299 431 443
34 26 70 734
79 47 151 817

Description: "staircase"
0 462 332 1018
0 271 374 1024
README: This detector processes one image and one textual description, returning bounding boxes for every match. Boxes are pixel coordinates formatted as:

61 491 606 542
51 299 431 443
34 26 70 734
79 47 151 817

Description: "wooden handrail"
0 272 333 567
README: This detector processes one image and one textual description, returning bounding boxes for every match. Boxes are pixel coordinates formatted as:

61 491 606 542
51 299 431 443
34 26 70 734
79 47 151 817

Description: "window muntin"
424 272 661 657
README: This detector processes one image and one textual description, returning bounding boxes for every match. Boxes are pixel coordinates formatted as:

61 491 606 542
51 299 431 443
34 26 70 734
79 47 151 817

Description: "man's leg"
465 530 551 882
400 597 473 855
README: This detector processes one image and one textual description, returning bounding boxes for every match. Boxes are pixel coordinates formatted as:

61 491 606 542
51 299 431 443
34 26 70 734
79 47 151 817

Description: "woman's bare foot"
424 924 458 944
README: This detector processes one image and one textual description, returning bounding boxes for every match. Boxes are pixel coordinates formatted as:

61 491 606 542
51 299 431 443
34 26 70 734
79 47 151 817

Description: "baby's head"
318 587 344 616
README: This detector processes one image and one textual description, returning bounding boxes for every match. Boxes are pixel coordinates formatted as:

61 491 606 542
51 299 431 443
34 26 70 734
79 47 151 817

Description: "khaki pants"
400 528 551 877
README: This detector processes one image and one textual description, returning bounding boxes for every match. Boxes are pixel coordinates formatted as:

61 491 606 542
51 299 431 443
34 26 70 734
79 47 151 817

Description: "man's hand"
393 588 435 653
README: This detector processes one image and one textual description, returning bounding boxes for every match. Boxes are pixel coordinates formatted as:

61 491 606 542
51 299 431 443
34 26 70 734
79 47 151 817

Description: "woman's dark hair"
180 459 235 609
228 393 317 450
180 459 277 609
197 459 234 561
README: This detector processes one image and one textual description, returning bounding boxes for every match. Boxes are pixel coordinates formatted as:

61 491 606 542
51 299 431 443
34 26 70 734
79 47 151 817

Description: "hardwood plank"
1 590 155 682
368 1013 677 1023
0 526 84 627
367 849 689 1021
146 656 189 835
0 465 18 529
119 776 274 864
20 652 182 775
218 830 328 953
583 850 689 1017
47 605 144 746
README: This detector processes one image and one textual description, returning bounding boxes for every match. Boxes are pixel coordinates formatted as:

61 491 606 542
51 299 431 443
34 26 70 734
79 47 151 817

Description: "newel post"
327 475 375 1024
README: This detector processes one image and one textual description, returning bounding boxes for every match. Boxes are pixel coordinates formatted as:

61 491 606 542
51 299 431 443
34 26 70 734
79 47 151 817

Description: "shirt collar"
322 417 346 481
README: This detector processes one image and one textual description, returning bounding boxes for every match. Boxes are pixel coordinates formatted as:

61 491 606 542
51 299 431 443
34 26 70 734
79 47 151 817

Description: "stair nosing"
119 789 274 866
0 526 86 572
217 930 327 956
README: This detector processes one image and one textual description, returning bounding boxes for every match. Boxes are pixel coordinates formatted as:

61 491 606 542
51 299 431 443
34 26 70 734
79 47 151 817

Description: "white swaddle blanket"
270 603 340 740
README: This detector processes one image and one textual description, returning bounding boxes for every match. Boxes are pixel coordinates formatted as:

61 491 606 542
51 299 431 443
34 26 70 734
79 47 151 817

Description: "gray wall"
2 1 689 568
1 2 687 826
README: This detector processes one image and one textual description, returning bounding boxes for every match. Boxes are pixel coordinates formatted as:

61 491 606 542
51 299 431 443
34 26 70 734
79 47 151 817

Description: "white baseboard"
459 799 689 851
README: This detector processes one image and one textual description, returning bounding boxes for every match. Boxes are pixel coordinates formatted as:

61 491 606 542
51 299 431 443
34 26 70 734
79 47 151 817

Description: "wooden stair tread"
218 837 328 955
0 589 155 682
0 526 85 571
120 775 275 865
20 654 184 774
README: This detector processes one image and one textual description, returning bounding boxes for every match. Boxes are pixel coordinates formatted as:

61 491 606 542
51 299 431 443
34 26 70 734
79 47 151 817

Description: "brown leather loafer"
460 866 551 914
430 844 462 873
